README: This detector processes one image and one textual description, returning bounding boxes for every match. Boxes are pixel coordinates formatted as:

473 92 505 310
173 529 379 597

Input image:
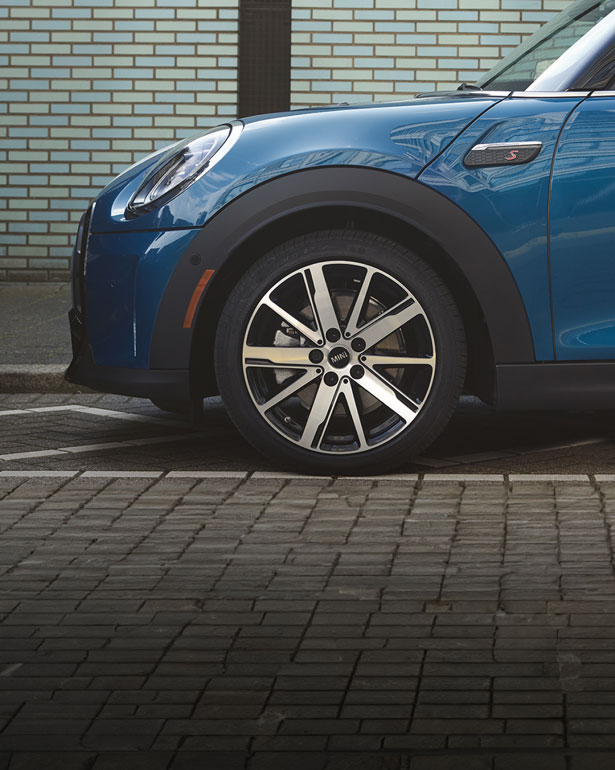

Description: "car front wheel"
214 230 466 474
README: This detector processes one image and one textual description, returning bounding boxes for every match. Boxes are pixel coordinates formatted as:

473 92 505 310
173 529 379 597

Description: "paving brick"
1 471 615 765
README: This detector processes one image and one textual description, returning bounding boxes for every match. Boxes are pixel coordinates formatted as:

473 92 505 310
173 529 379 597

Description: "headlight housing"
127 124 239 216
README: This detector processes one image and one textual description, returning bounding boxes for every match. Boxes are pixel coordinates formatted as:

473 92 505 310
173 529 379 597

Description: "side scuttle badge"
464 141 543 168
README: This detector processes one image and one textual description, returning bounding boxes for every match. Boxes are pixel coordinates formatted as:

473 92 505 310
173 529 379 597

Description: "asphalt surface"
0 284 72 366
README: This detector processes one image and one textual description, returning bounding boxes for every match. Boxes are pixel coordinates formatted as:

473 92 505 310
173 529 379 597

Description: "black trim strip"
497 362 615 409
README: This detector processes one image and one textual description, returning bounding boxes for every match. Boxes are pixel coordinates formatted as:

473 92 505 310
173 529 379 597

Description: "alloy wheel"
241 260 436 454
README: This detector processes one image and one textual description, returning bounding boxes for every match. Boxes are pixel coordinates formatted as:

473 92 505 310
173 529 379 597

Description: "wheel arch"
150 167 535 403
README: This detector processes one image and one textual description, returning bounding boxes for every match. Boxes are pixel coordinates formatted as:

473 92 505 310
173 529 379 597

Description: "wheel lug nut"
326 328 341 343
350 365 364 379
324 372 338 387
351 337 366 352
309 349 324 363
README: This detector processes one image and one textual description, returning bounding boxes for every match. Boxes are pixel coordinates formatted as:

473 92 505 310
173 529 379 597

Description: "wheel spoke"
301 377 339 449
303 264 340 336
358 370 418 425
362 353 434 368
358 298 422 351
244 345 315 367
339 379 368 450
344 266 376 337
262 296 322 345
258 369 320 413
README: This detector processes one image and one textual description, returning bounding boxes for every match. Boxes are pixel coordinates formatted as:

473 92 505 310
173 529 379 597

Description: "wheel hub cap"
328 346 351 369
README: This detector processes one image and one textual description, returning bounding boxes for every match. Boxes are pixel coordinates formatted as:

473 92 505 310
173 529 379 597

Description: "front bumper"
65 331 190 401
65 205 192 402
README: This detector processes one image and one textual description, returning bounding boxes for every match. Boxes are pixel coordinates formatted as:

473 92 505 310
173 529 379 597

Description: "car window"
476 0 615 91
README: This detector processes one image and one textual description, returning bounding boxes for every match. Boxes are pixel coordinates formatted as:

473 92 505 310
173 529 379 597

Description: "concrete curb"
0 365 92 393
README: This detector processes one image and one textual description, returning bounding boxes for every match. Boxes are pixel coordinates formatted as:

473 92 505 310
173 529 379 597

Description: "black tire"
214 230 466 474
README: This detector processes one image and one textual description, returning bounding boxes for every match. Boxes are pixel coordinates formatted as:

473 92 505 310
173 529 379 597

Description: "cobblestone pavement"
1 473 615 769
1 392 615 474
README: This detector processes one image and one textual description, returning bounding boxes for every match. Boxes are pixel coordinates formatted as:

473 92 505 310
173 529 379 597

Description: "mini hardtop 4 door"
68 0 615 473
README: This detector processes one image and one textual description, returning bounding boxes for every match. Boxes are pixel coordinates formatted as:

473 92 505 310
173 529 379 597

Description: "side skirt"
496 362 615 410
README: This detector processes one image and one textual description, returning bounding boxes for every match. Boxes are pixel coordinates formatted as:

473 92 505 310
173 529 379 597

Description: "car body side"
67 88 615 411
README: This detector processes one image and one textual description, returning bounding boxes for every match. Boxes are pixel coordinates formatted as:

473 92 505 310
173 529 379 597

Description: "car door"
549 95 615 360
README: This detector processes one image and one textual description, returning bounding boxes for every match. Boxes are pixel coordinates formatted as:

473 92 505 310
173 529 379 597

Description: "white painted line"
250 471 332 479
69 405 191 429
413 457 457 468
337 474 419 481
81 471 163 478
0 404 192 428
0 471 78 478
61 442 128 454
0 435 198 462
22 406 76 413
0 449 66 461
509 474 590 482
0 405 200 462
0 471 602 482
422 474 505 482
125 434 192 447
0 663 22 677
167 471 248 479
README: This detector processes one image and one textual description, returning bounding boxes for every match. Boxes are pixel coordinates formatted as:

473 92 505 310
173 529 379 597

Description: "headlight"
127 124 240 216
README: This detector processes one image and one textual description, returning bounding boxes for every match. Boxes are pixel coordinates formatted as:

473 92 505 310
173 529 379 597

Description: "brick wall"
1 0 572 281
291 0 571 107
0 0 238 282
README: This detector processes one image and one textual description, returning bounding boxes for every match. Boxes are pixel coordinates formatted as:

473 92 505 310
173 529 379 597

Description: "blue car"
67 0 615 473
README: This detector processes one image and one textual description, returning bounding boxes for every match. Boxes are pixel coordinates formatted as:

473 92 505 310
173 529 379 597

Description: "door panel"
550 97 615 360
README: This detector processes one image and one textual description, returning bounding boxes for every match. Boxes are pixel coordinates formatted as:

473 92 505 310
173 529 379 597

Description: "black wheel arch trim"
150 166 536 386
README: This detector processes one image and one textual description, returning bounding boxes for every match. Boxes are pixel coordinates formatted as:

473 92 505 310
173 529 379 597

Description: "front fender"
149 166 534 380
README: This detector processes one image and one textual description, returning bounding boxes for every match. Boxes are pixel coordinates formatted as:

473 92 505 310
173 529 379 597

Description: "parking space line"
0 470 79 477
251 471 334 480
69 405 191 429
509 473 589 481
414 457 457 467
0 434 198 462
421 474 505 482
0 471 599 482
167 471 248 478
0 404 192 429
81 471 163 478
0 405 200 462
